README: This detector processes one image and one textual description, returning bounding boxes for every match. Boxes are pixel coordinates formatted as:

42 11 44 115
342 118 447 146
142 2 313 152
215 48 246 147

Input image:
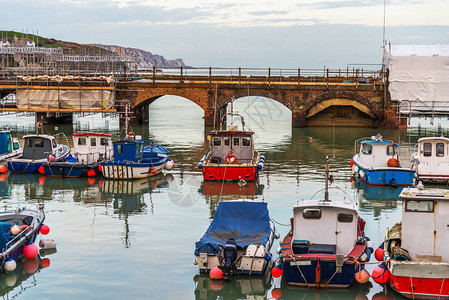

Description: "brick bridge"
120 75 398 128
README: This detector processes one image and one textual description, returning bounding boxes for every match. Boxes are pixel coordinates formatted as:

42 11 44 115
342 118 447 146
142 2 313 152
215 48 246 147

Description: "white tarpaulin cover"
16 90 114 110
387 45 449 113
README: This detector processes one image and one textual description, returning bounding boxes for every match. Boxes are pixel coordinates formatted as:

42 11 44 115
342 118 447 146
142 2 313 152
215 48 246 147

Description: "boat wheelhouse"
41 132 113 178
194 200 276 278
0 130 22 163
100 139 170 180
199 113 264 181
352 134 415 186
411 137 449 183
384 186 449 299
279 157 371 288
7 134 69 174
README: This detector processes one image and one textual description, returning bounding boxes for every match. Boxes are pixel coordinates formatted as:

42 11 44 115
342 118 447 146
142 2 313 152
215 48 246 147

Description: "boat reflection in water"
0 257 50 298
356 180 401 215
193 264 272 300
201 179 264 218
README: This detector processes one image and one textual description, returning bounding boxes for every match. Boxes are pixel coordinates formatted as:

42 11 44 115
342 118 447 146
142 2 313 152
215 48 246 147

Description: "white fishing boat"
411 136 449 183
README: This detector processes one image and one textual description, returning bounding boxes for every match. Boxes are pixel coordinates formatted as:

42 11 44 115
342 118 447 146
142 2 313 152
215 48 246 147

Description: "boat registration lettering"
290 261 311 266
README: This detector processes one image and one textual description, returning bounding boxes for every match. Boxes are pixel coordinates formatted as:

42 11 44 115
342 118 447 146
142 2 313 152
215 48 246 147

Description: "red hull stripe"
202 165 258 181
389 272 449 298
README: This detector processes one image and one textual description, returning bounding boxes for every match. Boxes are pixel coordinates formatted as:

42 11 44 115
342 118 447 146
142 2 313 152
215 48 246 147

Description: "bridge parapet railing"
136 67 382 85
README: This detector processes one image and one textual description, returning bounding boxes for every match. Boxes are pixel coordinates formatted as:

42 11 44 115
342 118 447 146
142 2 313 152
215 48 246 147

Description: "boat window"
233 138 240 146
78 137 87 146
26 138 33 147
136 144 142 154
100 138 107 146
361 144 372 155
387 145 397 155
224 137 230 146
117 144 123 154
338 213 354 223
405 200 434 213
423 143 432 157
242 137 251 146
52 139 57 148
436 143 444 157
13 141 19 150
213 137 221 147
91 138 97 146
34 138 44 147
302 208 321 219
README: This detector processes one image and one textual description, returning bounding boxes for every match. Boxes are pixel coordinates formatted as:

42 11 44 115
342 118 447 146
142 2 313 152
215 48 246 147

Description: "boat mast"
325 156 329 202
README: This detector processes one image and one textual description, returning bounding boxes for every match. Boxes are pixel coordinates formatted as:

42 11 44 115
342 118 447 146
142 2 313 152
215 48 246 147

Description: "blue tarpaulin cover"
0 222 10 251
195 201 271 255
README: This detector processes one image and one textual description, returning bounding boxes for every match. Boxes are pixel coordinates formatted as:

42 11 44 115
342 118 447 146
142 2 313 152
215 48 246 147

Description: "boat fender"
258 162 264 169
387 158 399 167
274 232 280 239
374 242 384 261
193 257 198 265
165 159 174 170
40 224 50 235
0 165 6 173
372 263 389 284
225 153 237 164
4 258 16 272
359 170 365 178
355 269 370 284
271 265 283 278
197 162 203 169
353 165 359 173
276 247 281 254
265 253 272 261
260 155 265 162
39 239 57 250
10 225 20 236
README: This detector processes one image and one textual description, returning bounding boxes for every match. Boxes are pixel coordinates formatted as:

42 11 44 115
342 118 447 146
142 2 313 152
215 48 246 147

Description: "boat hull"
42 162 100 178
202 164 259 181
388 262 449 299
282 258 357 288
100 161 165 179
7 161 44 174
353 162 415 186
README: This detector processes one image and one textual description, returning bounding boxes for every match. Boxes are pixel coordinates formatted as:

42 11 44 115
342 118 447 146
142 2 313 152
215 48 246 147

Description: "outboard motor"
221 238 237 278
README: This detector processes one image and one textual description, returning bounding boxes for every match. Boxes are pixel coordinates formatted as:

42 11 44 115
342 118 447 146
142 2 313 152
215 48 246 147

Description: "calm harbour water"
0 96 448 299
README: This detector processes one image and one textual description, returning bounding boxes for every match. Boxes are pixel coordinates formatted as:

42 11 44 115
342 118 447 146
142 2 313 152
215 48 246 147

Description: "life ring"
128 131 134 139
226 153 237 164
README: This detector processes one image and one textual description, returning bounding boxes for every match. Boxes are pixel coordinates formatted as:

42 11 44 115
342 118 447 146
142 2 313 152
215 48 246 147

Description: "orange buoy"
355 269 370 283
210 266 224 280
271 288 282 299
0 165 7 173
372 265 389 284
387 158 399 167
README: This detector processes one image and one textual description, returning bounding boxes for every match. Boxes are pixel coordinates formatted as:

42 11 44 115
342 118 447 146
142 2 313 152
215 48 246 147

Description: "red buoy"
98 164 103 172
48 155 56 162
23 243 39 259
210 266 224 280
374 247 384 261
0 165 7 173
40 224 50 235
387 158 399 167
87 169 96 177
41 258 51 268
87 178 95 185
0 174 6 182
271 265 283 278
150 167 158 174
38 166 45 174
39 176 46 186
350 160 354 167
271 288 282 299
372 265 389 284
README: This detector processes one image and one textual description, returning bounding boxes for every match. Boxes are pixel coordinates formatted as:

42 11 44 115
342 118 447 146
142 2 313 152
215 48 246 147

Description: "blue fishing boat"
7 134 70 174
0 130 22 164
278 157 372 288
41 132 113 178
194 200 276 278
351 134 415 186
0 206 47 272
100 138 173 180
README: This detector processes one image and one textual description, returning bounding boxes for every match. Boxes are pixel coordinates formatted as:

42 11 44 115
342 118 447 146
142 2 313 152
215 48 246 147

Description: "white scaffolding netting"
16 89 114 109
387 45 449 114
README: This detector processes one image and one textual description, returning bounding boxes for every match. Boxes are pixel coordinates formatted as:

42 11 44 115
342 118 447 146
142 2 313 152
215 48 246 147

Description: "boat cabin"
357 135 399 168
22 134 57 160
0 131 19 155
413 137 449 179
72 132 113 162
112 140 144 162
208 129 254 164
292 199 359 255
399 188 449 262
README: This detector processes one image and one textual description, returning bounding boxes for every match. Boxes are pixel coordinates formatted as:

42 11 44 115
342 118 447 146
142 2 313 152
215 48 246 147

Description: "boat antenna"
125 104 129 138
325 156 329 201
213 84 218 130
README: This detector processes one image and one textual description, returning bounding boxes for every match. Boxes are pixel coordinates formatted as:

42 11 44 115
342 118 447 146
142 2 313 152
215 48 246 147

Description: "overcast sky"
3 0 449 68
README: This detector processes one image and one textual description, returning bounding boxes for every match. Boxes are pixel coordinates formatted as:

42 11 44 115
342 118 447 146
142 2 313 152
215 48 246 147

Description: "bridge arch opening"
147 95 204 146
305 98 377 127
232 96 292 147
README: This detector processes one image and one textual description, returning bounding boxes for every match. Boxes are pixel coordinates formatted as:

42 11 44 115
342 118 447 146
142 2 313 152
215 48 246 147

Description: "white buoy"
164 160 174 170
39 239 57 249
359 170 366 178
274 232 280 239
276 247 281 254
10 225 20 236
4 258 16 272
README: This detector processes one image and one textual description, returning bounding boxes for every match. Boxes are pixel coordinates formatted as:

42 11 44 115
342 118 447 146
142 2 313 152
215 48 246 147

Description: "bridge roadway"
0 68 400 128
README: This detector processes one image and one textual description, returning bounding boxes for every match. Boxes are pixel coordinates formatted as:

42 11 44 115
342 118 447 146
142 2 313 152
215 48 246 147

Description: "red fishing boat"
383 185 449 299
198 113 264 181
